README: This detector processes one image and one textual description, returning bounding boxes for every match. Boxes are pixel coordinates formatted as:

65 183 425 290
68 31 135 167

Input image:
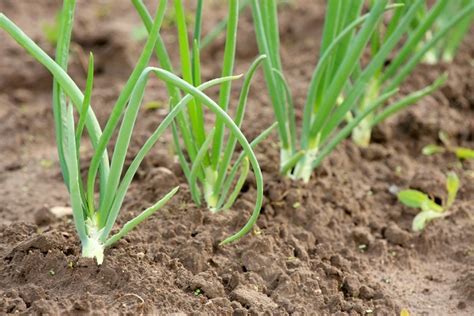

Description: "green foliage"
0 0 261 262
0 1 181 264
411 210 444 233
419 0 474 63
454 148 474 160
397 171 460 231
446 172 460 208
398 190 443 212
351 0 467 148
250 0 472 182
132 0 272 240
422 131 474 160
422 144 445 156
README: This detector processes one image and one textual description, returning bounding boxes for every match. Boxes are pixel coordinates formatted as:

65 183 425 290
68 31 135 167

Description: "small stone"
49 206 73 218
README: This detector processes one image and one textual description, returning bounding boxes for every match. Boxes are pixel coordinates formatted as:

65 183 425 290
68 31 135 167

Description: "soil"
1 0 473 315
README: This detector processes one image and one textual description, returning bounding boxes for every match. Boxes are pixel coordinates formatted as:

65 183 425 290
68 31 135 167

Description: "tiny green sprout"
397 171 460 231
193 288 202 296
421 144 445 156
446 172 460 208
49 269 56 276
422 131 474 160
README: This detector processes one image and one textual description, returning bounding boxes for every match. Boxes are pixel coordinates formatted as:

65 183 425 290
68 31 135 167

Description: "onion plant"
419 0 474 63
251 0 473 182
350 0 465 148
0 0 263 262
398 172 460 231
422 131 474 160
132 0 272 216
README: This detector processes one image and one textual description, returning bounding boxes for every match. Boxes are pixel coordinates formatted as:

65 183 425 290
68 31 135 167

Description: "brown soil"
1 0 473 315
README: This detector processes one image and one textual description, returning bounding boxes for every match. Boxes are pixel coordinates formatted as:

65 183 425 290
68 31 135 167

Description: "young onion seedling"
132 0 272 220
398 172 460 231
0 0 260 261
251 0 473 182
422 131 474 161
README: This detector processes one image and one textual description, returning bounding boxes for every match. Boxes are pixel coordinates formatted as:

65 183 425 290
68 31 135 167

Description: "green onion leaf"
445 172 460 208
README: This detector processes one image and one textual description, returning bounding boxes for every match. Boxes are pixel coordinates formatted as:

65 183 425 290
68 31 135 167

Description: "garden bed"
0 0 473 314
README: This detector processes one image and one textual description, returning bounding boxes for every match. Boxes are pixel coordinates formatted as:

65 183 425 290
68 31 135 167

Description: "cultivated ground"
0 0 473 314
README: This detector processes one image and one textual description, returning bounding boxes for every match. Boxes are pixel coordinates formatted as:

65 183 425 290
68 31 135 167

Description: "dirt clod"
34 207 55 226
189 272 225 299
230 286 278 311
384 223 411 246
